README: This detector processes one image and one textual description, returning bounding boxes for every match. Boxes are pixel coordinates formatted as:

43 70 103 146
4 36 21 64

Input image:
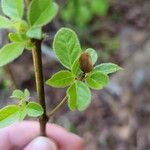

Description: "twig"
32 39 48 136
48 96 68 119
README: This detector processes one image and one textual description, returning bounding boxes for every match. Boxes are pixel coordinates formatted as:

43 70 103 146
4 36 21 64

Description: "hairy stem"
48 96 68 119
32 39 48 136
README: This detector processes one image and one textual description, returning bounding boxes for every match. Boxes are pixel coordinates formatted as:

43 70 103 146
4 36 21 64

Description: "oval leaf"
0 16 12 29
0 105 21 128
19 107 27 121
71 57 82 76
67 81 91 111
67 83 77 111
53 28 82 69
26 27 42 39
10 89 24 100
8 33 28 43
94 63 122 75
86 48 98 65
26 102 43 117
1 0 24 19
46 70 75 88
0 42 25 67
86 71 109 90
28 0 58 27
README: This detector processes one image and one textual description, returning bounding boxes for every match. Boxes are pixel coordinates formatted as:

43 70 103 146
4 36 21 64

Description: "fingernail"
24 136 57 150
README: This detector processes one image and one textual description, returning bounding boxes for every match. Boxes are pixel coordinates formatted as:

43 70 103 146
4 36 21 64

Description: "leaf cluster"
46 28 122 111
0 89 43 128
61 0 109 27
0 0 58 67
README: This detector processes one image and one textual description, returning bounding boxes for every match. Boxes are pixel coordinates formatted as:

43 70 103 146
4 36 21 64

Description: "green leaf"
26 102 43 117
26 27 42 39
0 105 21 128
28 0 58 27
10 89 24 100
91 0 109 16
67 83 77 111
1 0 24 19
13 20 28 33
94 63 122 75
24 89 30 100
8 33 28 42
0 43 25 67
67 81 91 111
71 57 82 76
0 16 12 29
86 48 98 65
46 70 75 88
19 107 27 121
9 33 22 42
53 28 82 69
85 71 109 90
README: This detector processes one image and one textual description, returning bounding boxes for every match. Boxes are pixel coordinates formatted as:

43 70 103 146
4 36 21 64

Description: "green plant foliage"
26 102 44 117
0 0 58 67
28 0 58 28
0 0 122 129
0 89 44 128
91 0 109 16
0 105 21 128
53 28 82 69
47 27 122 111
26 27 42 39
46 71 75 88
71 58 82 76
19 108 27 121
67 81 91 111
61 0 91 27
61 0 109 27
94 63 122 75
8 33 28 42
11 89 25 100
86 48 98 65
86 71 109 90
0 43 25 67
0 16 12 29
11 89 30 101
1 0 24 19
24 89 30 100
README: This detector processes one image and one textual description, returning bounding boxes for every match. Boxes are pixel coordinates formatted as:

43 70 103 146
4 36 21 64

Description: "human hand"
0 121 84 150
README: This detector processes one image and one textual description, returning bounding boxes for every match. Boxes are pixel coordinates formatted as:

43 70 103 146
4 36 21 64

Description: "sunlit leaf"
94 63 122 75
46 70 75 88
0 16 12 29
53 28 82 69
1 0 24 19
85 71 109 90
0 43 25 67
0 105 21 128
26 102 43 117
28 0 58 27
67 81 91 111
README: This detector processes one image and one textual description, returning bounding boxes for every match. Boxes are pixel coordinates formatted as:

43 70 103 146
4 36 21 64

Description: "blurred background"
0 0 150 149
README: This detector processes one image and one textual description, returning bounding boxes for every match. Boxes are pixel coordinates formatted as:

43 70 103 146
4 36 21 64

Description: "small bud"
79 52 93 73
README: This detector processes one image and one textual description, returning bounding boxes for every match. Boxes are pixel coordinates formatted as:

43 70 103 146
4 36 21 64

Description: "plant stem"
32 39 48 136
47 72 86 119
48 96 68 119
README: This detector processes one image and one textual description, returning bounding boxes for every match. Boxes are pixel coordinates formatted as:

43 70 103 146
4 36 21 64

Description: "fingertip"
24 136 57 150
